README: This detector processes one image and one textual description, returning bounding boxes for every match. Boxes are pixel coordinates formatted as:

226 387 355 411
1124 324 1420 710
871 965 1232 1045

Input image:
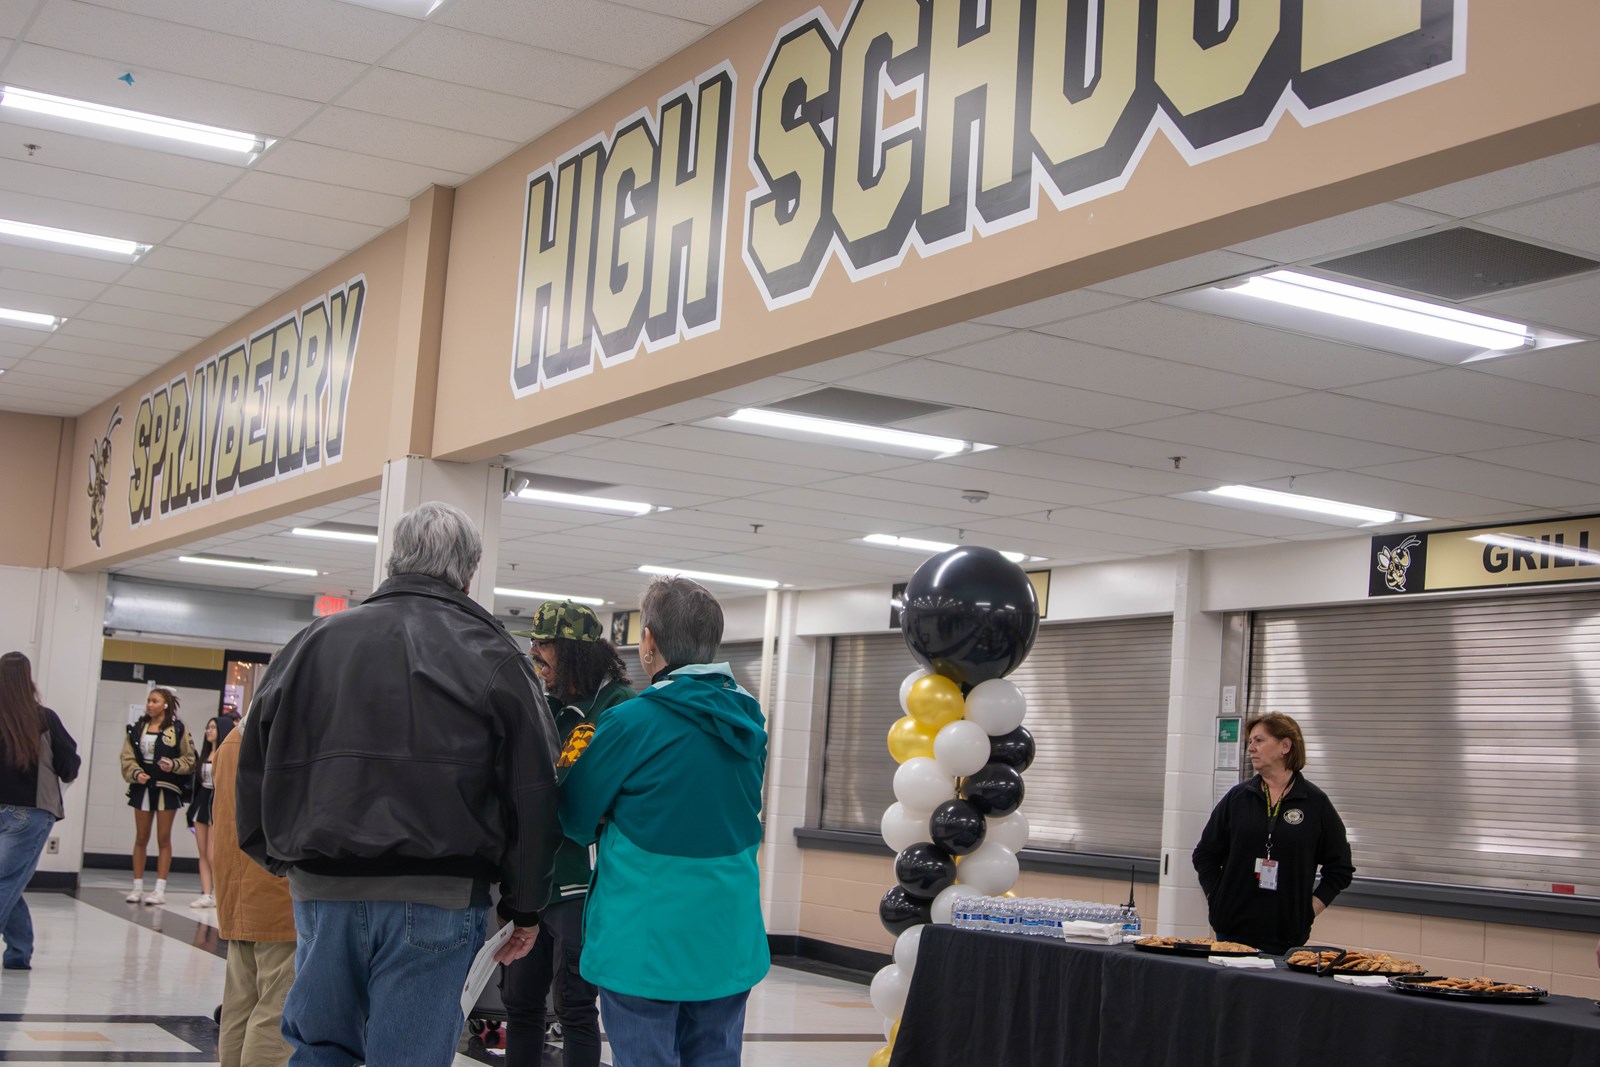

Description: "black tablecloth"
889 926 1600 1067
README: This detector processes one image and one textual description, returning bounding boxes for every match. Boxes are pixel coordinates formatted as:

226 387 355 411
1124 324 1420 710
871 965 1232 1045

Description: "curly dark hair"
539 638 630 705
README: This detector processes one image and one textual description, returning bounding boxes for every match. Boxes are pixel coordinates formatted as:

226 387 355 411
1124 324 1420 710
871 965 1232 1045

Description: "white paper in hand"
461 921 515 1018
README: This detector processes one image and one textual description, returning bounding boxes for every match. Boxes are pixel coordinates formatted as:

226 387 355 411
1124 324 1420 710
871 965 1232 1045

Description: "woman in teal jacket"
560 576 769 1067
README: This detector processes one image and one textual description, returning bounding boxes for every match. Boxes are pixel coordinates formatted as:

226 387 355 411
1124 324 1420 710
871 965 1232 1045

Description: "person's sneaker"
142 890 166 906
189 895 215 909
125 888 143 903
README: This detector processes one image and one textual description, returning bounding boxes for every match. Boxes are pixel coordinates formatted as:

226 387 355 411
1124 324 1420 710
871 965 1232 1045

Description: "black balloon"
928 798 987 856
894 842 956 899
961 762 1025 817
988 726 1036 772
900 546 1039 687
879 885 931 936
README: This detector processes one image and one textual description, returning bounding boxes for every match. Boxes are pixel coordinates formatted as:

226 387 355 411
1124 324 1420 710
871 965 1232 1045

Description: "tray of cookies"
1133 936 1260 958
1388 974 1547 1002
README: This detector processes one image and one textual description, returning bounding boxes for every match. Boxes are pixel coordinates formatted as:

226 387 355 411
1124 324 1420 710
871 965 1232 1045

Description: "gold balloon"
887 715 936 763
869 1045 893 1067
906 674 965 729
890 1019 901 1044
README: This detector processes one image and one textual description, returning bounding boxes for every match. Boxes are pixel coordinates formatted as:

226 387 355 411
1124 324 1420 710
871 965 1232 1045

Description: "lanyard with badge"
1255 776 1292 891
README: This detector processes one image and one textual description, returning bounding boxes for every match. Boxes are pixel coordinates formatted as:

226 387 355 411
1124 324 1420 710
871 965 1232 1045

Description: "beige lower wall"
799 847 1600 999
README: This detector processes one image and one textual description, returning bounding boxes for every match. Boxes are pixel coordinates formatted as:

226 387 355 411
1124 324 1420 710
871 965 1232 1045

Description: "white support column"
1156 550 1225 938
757 590 815 937
374 457 504 610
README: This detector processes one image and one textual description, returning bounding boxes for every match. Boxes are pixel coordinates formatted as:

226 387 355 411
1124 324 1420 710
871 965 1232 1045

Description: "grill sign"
1370 516 1600 597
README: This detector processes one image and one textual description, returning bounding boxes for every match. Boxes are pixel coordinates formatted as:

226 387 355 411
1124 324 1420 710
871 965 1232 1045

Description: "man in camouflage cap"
502 601 634 1067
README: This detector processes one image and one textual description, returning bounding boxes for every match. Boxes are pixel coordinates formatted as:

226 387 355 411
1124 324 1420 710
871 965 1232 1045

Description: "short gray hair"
640 575 722 668
386 502 481 590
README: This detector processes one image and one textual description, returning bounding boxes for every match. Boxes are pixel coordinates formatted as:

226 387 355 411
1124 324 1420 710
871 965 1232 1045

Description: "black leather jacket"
235 574 562 925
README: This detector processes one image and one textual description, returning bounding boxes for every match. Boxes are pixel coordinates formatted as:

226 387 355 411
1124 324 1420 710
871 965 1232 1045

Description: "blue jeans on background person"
281 898 487 1066
0 805 55 970
598 988 749 1067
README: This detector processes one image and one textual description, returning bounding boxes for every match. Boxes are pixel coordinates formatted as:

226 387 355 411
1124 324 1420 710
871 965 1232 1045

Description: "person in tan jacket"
212 720 295 1067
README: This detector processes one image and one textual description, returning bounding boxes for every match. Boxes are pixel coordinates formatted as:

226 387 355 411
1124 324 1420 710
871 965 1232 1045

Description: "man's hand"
494 925 539 965
1312 898 1327 917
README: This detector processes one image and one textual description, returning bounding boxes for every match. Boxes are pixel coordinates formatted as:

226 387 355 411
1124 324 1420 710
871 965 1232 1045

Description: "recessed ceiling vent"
1313 227 1600 302
766 387 948 424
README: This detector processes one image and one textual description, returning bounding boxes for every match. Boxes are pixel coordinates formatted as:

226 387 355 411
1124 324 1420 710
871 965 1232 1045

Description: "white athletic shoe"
142 890 166 906
125 888 143 903
189 895 214 909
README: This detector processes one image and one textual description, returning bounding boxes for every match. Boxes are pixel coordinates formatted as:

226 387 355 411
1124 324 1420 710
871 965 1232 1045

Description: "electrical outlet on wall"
45 838 59 855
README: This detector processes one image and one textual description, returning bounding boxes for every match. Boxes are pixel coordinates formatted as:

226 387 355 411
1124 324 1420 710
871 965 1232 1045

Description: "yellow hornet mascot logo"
1376 536 1422 593
87 406 122 548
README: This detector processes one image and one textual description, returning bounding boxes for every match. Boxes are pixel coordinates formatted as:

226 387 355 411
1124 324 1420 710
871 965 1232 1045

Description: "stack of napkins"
1208 955 1277 968
1058 920 1123 943
1332 974 1390 988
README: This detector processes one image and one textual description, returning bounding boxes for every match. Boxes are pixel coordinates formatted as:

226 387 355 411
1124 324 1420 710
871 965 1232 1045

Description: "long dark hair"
543 638 630 705
0 651 44 772
142 687 181 731
195 715 234 769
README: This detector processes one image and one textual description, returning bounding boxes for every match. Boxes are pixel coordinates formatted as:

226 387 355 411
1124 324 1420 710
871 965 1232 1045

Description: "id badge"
1258 859 1280 891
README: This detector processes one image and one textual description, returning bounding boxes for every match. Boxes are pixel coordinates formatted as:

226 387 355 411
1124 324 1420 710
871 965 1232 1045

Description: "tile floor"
1 872 887 1066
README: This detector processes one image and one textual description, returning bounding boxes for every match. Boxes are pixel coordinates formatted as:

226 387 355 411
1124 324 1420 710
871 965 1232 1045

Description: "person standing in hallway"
212 707 294 1067
0 651 82 971
121 686 195 906
236 501 563 1067
561 576 769 1067
187 716 234 910
501 600 635 1067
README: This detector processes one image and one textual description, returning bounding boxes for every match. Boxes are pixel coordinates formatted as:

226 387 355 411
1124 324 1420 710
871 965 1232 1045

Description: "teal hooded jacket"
559 663 770 1001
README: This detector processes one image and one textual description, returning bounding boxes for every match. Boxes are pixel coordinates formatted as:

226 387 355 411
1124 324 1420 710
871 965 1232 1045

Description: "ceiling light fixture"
512 486 656 516
1224 270 1533 351
339 0 447 18
723 408 995 457
179 555 319 577
861 533 1041 563
0 217 147 259
0 306 63 330
1205 485 1409 525
494 587 606 607
1468 533 1600 567
638 564 780 590
1 86 270 157
291 526 380 545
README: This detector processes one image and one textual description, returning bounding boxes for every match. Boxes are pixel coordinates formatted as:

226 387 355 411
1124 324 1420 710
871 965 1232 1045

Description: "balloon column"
869 547 1040 1065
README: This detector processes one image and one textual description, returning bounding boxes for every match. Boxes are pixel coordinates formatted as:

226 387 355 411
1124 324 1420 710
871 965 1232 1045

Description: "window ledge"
793 827 1158 883
1340 877 1600 933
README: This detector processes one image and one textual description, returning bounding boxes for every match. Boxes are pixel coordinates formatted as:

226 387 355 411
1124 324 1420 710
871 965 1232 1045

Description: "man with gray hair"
236 502 562 1066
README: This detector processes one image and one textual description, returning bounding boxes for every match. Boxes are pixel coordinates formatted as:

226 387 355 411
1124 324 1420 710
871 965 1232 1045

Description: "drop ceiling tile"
950 514 1181 555
0 394 82 416
1399 146 1600 219
777 349 910 383
643 502 867 542
1473 273 1600 337
80 0 420 62
39 330 172 363
1226 202 1451 264
2 366 138 394
1094 249 1273 298
295 107 519 174
75 301 223 338
628 424 908 474
703 378 813 407
382 25 634 108
1259 470 1526 520
54 317 196 353
1355 456 1600 510
334 68 573 143
1024 430 1322 485
878 462 1138 508
598 0 761 25
95 284 252 324
1216 392 1552 454
928 330 1307 409
1335 368 1600 438
135 247 305 292
1468 338 1600 398
0 286 82 317
438 0 704 68
1476 186 1600 259
17 346 152 374
0 4 30 36
753 486 984 528
1092 495 1354 537
0 116 238 196
876 321 1011 356
1118 411 1433 469
1043 303 1432 389
27 1 366 100
894 408 1084 447
949 443 1232 495
0 189 179 245
115 264 281 307
971 288 1131 328
1022 505 1246 547
565 437 829 489
0 242 131 283
166 224 343 273
0 158 210 220
222 173 409 231
1 44 320 135
0 375 108 400
256 140 468 199
0 324 47 348
1464 439 1600 485
0 267 106 301
195 199 388 252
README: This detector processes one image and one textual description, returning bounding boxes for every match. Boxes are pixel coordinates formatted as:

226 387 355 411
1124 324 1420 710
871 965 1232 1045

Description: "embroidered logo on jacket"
558 723 596 768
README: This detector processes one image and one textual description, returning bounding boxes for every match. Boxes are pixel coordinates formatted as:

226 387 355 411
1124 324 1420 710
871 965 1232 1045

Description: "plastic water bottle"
1120 904 1142 941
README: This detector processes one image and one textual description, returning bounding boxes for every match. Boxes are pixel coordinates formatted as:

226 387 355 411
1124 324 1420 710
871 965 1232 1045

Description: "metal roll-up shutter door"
721 640 763 697
1249 589 1600 895
821 618 1173 857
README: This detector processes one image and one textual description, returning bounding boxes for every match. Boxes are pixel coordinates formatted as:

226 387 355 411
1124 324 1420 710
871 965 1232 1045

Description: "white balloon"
986 809 1030 853
893 924 925 974
880 803 928 853
933 719 990 778
964 678 1026 736
869 963 910 1021
958 841 1019 896
930 882 982 924
893 757 955 813
898 668 934 715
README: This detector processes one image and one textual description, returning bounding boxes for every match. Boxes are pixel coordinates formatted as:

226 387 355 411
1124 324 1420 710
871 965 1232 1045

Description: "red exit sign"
314 594 349 617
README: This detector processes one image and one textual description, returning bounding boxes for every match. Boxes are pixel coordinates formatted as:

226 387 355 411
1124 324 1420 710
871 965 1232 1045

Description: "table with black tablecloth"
888 926 1600 1067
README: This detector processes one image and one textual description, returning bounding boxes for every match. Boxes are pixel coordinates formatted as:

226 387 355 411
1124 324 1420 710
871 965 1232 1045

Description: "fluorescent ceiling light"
339 0 447 17
1469 533 1600 567
861 533 1042 564
179 555 319 577
1 86 270 157
638 564 780 590
0 306 62 330
512 486 656 516
0 217 147 258
1225 271 1532 351
723 408 995 457
291 526 379 545
494 587 606 607
1205 485 1409 525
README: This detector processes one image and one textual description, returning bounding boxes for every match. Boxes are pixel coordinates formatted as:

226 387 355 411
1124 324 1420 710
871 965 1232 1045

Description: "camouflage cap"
524 599 604 642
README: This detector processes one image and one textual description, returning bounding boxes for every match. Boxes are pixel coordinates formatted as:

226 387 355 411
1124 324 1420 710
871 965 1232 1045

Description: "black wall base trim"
25 871 78 892
769 934 889 983
85 851 201 875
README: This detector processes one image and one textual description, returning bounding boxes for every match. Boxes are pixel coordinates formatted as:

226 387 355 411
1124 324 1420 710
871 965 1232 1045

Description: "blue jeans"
599 988 749 1067
281 899 487 1066
0 805 54 969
